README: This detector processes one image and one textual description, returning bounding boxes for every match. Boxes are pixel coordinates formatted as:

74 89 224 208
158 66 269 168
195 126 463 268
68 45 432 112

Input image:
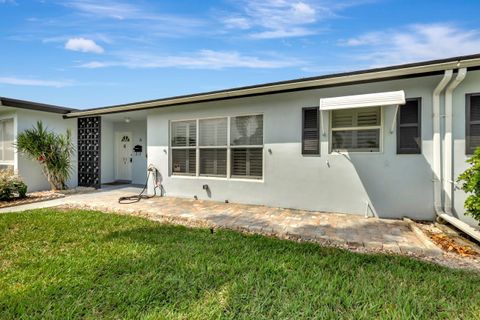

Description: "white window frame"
0 115 16 171
169 113 264 181
329 107 384 154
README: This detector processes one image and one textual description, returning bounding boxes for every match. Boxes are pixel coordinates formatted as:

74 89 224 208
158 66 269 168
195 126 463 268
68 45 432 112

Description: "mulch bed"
0 191 65 209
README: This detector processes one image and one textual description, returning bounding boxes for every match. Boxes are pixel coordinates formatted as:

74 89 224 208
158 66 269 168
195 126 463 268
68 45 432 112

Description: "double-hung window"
0 118 14 171
170 114 263 179
331 107 381 152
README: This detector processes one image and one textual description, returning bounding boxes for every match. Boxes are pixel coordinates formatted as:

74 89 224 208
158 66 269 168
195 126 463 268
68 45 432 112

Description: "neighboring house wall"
15 109 78 191
147 74 451 221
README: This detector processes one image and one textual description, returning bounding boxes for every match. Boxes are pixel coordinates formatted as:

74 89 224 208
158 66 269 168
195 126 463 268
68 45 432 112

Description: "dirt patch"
0 191 65 209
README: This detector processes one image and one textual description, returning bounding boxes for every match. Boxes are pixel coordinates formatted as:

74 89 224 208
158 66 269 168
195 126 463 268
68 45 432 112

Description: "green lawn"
0 209 479 319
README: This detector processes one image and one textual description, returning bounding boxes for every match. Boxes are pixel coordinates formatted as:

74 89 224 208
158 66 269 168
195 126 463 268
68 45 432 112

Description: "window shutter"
467 94 480 154
397 98 421 154
302 107 319 155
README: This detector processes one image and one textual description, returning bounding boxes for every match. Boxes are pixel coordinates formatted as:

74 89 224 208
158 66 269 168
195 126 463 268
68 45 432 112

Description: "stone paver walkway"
0 185 441 257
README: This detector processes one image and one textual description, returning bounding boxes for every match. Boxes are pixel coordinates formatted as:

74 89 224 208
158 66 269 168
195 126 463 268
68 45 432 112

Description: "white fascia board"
319 90 406 111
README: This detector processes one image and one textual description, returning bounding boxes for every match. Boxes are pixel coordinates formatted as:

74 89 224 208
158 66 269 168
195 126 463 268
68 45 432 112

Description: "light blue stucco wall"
146 74 460 221
15 109 78 191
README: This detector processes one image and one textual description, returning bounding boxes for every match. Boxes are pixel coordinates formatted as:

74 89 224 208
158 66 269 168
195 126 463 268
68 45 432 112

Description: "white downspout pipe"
434 69 480 243
433 70 453 214
443 68 467 215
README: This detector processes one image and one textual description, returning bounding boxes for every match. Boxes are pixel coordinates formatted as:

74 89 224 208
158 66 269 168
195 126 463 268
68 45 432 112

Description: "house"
2 53 480 232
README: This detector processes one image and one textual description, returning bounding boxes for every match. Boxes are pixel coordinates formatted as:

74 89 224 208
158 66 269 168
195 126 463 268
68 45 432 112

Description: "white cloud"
65 37 104 53
223 17 251 30
78 49 303 69
342 24 480 66
63 0 139 20
221 0 320 39
220 0 369 39
0 77 72 87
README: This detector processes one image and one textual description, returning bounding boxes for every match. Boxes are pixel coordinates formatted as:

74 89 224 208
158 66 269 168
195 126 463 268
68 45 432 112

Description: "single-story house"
2 53 480 233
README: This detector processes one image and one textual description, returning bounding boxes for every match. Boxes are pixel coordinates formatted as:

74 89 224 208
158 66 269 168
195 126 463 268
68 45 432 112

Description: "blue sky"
1 0 480 109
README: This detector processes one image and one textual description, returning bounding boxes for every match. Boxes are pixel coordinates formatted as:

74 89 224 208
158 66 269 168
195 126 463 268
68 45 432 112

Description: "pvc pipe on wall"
443 68 467 214
432 70 453 213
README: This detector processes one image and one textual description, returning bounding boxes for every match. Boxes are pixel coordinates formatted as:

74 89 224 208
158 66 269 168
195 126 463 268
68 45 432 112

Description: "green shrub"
16 121 74 191
0 170 27 201
457 147 480 224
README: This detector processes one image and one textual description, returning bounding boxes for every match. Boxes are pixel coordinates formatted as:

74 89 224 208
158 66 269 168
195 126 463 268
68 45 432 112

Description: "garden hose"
118 165 162 204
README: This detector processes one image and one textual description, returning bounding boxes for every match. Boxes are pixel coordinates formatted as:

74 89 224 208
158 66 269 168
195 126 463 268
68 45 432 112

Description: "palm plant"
16 121 75 191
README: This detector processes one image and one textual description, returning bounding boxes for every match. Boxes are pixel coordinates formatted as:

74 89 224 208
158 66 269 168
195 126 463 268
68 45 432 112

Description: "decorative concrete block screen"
78 116 101 188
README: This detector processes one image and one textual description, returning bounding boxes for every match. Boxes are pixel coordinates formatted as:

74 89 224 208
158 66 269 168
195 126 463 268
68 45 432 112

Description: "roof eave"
65 55 480 118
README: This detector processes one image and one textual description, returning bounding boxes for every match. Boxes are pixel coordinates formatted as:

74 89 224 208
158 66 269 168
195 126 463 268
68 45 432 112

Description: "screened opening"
331 107 381 152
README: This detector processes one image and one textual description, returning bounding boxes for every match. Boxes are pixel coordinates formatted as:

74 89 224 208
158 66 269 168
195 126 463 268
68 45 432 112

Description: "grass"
0 209 479 319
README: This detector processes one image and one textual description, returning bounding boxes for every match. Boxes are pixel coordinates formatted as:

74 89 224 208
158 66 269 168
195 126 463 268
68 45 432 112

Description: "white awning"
319 90 406 111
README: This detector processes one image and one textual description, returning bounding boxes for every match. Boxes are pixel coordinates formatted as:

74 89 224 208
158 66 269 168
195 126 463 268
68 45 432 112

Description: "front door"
115 132 132 181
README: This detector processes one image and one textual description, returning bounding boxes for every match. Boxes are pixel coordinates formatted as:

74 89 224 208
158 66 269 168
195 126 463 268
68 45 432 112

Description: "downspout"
443 68 467 215
434 69 480 243
432 70 453 214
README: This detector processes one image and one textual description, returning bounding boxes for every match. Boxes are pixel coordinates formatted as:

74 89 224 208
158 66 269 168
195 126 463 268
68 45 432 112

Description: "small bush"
457 147 480 224
0 170 28 201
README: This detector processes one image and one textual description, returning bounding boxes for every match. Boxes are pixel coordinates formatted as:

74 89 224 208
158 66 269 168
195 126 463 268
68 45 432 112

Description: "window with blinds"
397 98 421 154
171 120 196 175
302 107 319 155
466 94 480 154
199 118 227 177
170 114 263 179
230 115 263 179
0 118 14 169
331 107 381 152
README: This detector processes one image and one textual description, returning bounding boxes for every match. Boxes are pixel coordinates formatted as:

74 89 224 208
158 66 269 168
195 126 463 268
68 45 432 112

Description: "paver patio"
0 185 440 256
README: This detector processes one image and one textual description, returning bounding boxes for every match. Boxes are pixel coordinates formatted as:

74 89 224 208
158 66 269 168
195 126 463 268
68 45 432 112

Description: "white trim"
320 90 405 111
